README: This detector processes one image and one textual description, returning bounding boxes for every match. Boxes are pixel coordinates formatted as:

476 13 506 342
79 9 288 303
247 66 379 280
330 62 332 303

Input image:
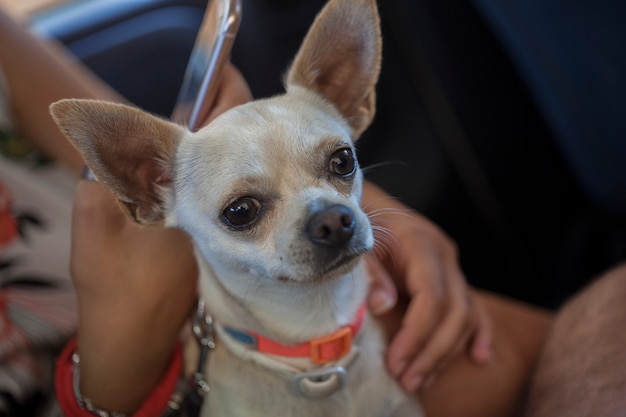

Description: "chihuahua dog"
51 0 423 415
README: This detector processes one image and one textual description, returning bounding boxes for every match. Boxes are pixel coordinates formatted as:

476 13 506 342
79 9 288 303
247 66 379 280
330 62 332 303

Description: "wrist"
56 338 183 417
74 293 193 411
76 329 179 413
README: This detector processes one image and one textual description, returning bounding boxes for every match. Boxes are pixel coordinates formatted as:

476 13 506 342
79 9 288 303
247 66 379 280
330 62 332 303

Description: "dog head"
51 0 381 333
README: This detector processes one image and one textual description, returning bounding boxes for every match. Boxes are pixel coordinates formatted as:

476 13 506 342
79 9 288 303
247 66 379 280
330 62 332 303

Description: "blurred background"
1 2 623 416
0 0 59 19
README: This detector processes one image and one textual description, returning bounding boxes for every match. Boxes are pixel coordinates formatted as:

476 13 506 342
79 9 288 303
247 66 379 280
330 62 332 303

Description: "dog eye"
222 197 261 228
329 148 356 177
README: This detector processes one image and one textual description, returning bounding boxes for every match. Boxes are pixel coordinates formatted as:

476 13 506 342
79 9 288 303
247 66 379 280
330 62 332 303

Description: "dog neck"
214 303 366 369
223 303 365 356
196 252 370 347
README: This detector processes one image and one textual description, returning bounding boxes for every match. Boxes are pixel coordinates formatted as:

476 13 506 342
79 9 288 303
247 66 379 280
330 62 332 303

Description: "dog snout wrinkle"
306 204 355 247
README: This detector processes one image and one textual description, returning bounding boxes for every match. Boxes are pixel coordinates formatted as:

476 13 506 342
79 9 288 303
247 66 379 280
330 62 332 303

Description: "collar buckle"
310 326 353 364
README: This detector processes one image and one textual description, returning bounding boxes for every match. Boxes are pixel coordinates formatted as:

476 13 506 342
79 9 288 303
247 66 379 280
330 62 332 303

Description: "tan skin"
0 11 117 175
0 8 551 416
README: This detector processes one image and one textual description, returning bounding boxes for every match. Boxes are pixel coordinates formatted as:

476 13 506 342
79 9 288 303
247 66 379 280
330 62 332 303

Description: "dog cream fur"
51 0 424 415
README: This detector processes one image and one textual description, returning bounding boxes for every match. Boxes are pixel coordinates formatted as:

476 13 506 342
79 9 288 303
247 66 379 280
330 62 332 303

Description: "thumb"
469 298 494 364
204 63 252 125
365 256 398 315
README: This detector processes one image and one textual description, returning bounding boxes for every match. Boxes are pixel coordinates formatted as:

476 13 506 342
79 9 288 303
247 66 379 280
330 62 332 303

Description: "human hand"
203 62 253 124
362 181 493 393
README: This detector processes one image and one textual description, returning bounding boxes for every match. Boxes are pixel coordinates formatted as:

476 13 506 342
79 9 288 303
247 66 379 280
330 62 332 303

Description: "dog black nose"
306 204 355 247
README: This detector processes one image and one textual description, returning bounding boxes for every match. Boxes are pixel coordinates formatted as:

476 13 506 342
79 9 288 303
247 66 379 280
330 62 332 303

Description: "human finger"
398 264 473 391
204 62 252 124
365 255 398 315
468 294 494 364
385 253 447 379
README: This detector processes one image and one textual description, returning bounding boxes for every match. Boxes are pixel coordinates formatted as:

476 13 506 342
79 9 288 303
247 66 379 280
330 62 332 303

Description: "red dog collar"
223 305 366 365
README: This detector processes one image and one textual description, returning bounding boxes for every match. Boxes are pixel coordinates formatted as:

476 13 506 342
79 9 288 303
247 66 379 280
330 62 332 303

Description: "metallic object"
171 0 242 131
82 0 242 180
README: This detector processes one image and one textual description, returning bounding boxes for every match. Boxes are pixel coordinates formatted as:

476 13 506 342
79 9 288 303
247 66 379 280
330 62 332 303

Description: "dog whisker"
366 207 414 221
371 226 398 261
360 195 401 213
242 275 263 304
324 283 340 313
360 160 408 175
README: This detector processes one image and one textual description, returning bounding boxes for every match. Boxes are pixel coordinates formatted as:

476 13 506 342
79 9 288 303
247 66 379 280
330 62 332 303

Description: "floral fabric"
0 68 77 416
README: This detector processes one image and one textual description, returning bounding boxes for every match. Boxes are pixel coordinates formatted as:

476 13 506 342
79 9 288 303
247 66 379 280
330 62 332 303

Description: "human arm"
67 180 197 413
362 180 493 392
0 9 121 174
523 264 626 417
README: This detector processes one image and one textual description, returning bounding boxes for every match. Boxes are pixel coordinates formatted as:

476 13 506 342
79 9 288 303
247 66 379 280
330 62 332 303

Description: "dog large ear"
50 99 185 224
285 0 382 139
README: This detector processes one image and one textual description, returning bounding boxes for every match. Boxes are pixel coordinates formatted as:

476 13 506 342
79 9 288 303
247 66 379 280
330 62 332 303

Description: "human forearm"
70 181 198 413
0 10 121 174
76 307 186 413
